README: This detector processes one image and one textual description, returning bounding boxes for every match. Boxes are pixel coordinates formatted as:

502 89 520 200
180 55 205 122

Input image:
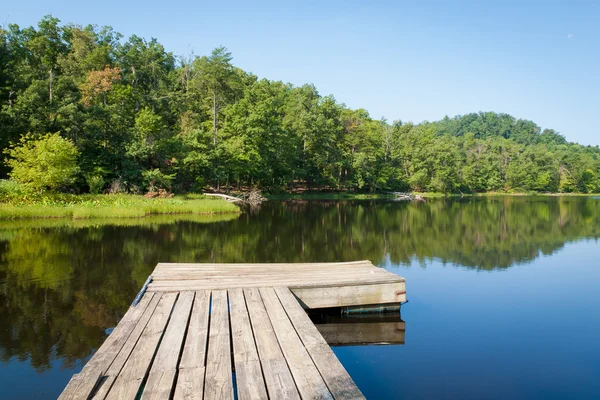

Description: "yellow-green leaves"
6 133 79 192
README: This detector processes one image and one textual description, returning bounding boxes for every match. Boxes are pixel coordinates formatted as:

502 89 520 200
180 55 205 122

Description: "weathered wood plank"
178 290 210 370
275 287 365 399
92 293 163 399
59 293 156 400
142 292 194 400
228 288 260 363
229 288 268 400
259 287 332 400
151 266 382 276
235 360 268 400
244 288 300 400
149 269 394 279
57 373 82 400
172 290 210 400
203 290 233 400
62 261 406 400
105 293 178 400
148 276 403 291
291 282 406 308
173 366 205 400
154 261 373 269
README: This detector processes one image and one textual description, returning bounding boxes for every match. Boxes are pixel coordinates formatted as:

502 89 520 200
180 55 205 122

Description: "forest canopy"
1 16 599 194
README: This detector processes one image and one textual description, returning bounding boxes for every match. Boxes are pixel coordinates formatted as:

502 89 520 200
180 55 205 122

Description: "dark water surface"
0 197 599 399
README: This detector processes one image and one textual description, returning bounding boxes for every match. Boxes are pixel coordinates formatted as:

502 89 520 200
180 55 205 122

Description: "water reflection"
311 312 406 346
0 196 599 398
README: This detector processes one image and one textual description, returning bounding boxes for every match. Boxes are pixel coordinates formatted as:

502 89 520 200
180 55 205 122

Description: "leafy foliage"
5 133 79 192
1 17 599 194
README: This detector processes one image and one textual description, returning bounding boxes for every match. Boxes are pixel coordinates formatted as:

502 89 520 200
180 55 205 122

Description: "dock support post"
341 302 403 315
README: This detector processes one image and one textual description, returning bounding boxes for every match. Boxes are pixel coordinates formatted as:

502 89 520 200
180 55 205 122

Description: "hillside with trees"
1 16 599 194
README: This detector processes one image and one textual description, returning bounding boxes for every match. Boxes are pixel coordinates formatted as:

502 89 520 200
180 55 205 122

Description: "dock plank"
173 290 210 400
143 291 194 400
61 261 405 400
59 293 156 400
275 287 365 399
178 290 210 370
92 293 163 399
244 288 300 400
105 293 177 400
173 366 204 400
259 287 333 400
203 290 233 400
291 282 406 309
229 288 268 400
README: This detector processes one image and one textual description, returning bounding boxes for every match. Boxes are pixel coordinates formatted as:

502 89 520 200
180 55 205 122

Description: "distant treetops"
1 16 598 194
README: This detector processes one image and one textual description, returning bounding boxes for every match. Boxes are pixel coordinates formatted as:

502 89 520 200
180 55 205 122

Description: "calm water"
0 197 599 399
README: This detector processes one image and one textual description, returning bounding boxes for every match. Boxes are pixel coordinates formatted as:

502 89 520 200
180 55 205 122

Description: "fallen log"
386 192 425 202
204 193 245 203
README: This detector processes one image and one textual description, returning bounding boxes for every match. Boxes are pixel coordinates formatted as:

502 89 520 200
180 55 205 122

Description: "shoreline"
1 191 597 221
267 192 600 200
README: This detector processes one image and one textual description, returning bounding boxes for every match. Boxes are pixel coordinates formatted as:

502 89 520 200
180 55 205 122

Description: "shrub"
142 169 175 192
0 179 32 201
86 174 105 194
5 133 79 192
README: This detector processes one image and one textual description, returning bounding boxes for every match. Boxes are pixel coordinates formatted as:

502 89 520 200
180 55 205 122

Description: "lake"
0 196 599 399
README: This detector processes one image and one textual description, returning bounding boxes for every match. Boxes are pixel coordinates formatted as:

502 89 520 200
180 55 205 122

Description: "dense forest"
1 16 599 194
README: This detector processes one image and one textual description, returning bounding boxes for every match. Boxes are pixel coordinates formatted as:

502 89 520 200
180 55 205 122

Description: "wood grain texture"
91 293 162 399
275 287 365 399
172 290 211 400
59 293 156 400
178 290 210 370
203 290 233 400
291 282 406 308
259 287 332 400
61 261 404 399
229 288 268 400
143 291 194 400
147 261 404 298
105 293 177 400
173 366 205 400
244 288 300 400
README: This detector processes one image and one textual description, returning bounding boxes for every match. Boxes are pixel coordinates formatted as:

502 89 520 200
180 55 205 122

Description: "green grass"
0 194 240 220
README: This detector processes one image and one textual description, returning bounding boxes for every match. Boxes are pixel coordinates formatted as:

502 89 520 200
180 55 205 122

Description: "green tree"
5 133 79 191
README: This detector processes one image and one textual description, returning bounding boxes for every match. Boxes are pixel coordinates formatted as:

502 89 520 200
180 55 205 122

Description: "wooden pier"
59 261 405 400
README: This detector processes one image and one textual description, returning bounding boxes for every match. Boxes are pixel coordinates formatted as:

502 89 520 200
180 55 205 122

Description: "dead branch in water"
387 192 426 202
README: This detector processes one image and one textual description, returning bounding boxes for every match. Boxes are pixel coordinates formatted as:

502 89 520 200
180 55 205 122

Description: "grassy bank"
0 194 240 220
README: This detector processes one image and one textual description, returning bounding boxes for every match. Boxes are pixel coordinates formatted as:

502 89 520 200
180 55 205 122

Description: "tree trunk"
49 68 53 104
213 90 217 146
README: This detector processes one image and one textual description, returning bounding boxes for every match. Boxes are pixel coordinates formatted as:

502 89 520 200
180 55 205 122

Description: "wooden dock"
59 261 405 400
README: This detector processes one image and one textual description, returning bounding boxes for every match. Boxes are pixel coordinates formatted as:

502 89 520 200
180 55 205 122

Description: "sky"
3 0 600 145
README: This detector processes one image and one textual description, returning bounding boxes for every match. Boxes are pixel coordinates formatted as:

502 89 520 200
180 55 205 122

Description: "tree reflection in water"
0 196 598 372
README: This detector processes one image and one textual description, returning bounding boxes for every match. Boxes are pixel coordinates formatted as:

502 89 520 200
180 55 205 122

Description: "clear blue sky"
3 0 600 145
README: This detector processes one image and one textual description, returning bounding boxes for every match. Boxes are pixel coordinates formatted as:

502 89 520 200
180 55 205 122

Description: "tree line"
1 16 599 194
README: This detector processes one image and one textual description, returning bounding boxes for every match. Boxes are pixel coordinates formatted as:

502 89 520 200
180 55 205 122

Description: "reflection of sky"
0 357 85 399
335 239 600 399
